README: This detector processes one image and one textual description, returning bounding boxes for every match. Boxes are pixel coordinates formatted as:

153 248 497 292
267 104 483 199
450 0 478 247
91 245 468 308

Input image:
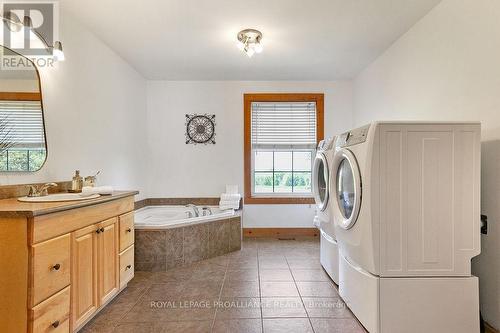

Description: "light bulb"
246 47 255 57
253 42 263 53
236 41 245 51
53 48 64 61
53 41 65 61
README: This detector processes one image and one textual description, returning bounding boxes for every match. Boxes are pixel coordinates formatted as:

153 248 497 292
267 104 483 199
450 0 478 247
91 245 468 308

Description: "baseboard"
486 322 499 333
243 227 319 238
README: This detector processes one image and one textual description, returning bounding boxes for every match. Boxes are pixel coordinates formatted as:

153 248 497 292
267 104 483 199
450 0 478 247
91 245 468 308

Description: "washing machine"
330 122 481 333
312 137 339 284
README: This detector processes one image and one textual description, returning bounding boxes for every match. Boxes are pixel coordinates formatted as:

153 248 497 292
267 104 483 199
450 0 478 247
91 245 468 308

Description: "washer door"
332 148 361 229
312 152 329 211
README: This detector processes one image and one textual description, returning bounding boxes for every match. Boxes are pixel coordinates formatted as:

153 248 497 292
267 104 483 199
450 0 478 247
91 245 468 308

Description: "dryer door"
312 152 329 211
332 148 361 229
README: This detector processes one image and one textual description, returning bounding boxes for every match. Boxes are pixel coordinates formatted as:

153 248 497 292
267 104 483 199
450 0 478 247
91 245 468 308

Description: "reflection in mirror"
0 46 46 172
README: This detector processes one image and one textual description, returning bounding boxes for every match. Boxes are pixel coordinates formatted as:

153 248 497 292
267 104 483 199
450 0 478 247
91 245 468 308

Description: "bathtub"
134 205 242 271
134 205 235 229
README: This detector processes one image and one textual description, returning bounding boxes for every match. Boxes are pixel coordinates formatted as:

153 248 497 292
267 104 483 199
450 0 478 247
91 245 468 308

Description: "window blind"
0 100 44 148
251 101 317 149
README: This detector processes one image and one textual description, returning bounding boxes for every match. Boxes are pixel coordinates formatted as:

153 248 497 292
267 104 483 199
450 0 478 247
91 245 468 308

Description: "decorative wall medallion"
185 114 216 144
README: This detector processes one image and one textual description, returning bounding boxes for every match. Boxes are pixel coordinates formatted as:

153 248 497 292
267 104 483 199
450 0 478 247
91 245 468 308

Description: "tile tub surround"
79 238 366 333
135 216 242 271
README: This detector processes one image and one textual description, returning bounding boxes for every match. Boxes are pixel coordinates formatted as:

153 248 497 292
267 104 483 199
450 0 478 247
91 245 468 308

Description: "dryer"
312 137 339 284
330 122 481 333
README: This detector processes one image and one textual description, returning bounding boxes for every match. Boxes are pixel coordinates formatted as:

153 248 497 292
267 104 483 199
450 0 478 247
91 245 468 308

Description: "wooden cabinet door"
71 224 99 330
98 218 119 305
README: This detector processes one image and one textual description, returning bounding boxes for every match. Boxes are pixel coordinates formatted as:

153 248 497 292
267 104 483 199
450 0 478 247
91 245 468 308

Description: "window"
244 94 324 204
0 97 46 172
254 151 312 194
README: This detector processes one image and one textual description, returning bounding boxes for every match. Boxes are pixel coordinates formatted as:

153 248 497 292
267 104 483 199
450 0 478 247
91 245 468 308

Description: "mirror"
0 45 46 172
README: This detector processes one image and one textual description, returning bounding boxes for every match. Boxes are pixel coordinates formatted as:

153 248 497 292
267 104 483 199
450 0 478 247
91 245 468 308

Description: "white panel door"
379 123 480 277
406 129 454 272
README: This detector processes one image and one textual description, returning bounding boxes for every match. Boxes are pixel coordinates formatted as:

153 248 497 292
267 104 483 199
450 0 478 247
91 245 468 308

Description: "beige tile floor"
80 238 367 333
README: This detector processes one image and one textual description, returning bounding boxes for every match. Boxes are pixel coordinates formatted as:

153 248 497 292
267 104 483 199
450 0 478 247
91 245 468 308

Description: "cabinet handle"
126 228 132 233
126 264 132 270
52 263 61 271
100 227 105 232
51 320 60 328
96 229 101 234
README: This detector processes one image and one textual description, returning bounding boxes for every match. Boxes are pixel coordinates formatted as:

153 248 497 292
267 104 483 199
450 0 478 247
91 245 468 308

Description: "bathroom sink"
18 193 101 203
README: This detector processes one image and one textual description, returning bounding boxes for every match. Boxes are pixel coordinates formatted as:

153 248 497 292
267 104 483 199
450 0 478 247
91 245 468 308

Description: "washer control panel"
336 124 370 148
317 136 335 150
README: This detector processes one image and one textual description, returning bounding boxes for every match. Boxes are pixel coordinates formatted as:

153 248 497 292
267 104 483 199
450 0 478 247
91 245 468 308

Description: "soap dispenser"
70 170 83 193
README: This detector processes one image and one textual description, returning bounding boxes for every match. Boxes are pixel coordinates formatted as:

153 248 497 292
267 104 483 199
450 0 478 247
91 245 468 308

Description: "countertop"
0 190 139 218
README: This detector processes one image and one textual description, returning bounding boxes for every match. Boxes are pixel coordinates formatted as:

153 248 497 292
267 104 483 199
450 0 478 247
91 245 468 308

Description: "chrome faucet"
202 207 213 216
185 204 200 217
27 183 58 197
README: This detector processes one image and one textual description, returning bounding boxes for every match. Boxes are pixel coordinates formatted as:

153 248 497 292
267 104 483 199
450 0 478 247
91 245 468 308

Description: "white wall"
0 11 148 199
0 79 39 92
146 81 353 227
353 0 500 328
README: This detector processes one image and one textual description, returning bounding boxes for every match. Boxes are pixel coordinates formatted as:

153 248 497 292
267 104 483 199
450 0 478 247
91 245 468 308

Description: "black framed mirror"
0 45 47 172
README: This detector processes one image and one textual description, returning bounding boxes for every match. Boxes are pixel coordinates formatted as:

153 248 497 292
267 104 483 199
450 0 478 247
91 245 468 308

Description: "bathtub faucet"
185 204 200 217
202 207 213 216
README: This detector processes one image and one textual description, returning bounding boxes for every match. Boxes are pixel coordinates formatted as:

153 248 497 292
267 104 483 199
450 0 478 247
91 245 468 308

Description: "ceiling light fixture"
237 29 263 58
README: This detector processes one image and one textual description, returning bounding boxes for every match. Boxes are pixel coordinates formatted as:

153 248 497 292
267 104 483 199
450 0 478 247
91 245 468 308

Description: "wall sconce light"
3 11 21 32
1 11 65 62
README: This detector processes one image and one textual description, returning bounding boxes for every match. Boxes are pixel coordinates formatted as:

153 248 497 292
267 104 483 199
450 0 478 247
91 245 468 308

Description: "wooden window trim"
0 92 41 101
244 93 324 205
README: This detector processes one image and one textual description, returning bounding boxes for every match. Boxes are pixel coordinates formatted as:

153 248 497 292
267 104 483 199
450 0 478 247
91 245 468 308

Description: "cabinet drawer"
31 286 70 333
31 234 71 306
119 212 134 252
119 245 134 289
31 197 134 243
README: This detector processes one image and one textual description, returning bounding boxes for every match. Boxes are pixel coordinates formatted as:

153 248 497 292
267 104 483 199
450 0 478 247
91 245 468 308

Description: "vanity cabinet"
71 224 99 329
97 218 120 306
72 217 120 329
118 212 135 289
0 191 137 333
31 233 71 306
